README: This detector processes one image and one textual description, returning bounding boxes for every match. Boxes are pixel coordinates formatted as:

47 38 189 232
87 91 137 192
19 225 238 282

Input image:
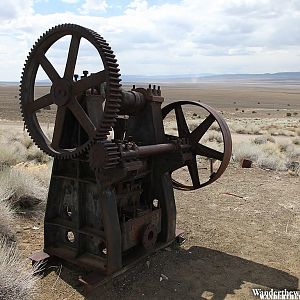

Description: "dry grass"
0 168 47 214
202 131 223 143
231 124 261 135
0 200 14 239
0 238 37 300
233 137 300 172
293 137 300 145
0 130 51 167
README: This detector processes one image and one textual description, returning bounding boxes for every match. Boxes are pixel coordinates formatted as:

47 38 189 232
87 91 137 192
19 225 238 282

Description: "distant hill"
1 72 300 86
121 72 300 83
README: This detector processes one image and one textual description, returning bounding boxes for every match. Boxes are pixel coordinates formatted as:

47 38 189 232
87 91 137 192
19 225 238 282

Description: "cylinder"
120 90 146 115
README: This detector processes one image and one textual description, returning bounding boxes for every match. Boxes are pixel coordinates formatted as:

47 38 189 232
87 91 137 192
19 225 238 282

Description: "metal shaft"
122 143 177 159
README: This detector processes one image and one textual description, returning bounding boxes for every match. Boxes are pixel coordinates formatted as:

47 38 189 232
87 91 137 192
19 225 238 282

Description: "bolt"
133 85 136 89
83 70 89 77
74 74 79 81
158 86 161 96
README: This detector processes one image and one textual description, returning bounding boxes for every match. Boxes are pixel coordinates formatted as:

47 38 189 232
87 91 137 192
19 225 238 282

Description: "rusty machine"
20 24 232 285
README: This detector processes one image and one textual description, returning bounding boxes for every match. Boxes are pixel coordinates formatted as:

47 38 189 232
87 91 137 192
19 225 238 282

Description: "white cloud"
0 1 34 21
78 0 108 15
61 0 80 3
0 0 300 80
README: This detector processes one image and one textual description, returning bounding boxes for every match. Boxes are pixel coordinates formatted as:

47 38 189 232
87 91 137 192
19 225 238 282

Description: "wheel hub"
51 79 72 106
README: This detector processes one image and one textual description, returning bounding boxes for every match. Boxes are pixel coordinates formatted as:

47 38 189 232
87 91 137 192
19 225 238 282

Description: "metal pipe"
122 143 179 159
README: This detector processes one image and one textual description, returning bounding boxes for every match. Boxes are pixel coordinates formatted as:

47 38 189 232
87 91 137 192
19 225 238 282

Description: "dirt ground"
16 163 300 300
1 82 300 299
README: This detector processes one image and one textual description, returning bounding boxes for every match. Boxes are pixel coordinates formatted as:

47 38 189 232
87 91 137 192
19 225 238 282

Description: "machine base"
28 229 185 293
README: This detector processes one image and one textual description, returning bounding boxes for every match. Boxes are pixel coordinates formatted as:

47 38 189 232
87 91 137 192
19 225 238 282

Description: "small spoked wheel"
162 101 232 190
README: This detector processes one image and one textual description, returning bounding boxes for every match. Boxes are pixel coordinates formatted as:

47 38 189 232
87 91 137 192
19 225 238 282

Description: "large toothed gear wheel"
19 24 122 159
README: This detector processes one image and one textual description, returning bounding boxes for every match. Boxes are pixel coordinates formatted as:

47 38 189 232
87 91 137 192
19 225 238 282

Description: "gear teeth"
19 23 123 159
89 141 120 171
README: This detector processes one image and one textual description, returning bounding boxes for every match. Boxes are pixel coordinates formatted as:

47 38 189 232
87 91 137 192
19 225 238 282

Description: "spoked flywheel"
19 24 122 159
162 101 232 190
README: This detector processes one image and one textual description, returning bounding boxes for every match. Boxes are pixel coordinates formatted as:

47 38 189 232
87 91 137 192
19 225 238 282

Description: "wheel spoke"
68 98 96 137
190 114 215 143
195 144 224 161
51 106 66 149
64 34 81 80
73 71 106 95
28 94 53 113
39 53 60 83
175 106 189 137
187 157 200 188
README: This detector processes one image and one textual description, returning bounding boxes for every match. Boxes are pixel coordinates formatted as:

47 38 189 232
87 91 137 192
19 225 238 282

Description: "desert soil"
1 82 300 299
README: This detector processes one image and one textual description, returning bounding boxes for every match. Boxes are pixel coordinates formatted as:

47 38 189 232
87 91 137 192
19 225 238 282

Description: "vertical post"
99 187 122 274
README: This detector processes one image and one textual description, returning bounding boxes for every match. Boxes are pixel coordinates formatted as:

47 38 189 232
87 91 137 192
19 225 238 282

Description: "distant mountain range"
121 72 300 83
1 72 300 85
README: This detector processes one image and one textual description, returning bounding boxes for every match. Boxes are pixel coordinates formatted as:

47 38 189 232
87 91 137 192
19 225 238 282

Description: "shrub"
232 143 261 162
277 140 291 152
252 136 268 145
232 142 288 171
266 135 275 143
0 147 24 168
0 168 47 213
233 124 261 135
203 131 223 143
210 122 221 132
19 133 34 149
285 144 300 161
257 155 287 171
0 238 37 300
292 137 300 145
0 201 14 239
26 145 50 164
286 112 292 117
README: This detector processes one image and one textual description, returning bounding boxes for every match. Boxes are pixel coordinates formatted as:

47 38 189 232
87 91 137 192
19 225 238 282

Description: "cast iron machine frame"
19 24 232 287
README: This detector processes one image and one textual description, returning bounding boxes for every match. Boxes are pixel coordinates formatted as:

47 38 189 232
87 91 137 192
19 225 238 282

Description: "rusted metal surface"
19 24 122 159
162 100 232 190
21 23 232 286
241 159 252 168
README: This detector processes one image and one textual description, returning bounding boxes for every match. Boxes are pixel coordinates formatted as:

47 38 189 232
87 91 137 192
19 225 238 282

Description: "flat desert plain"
0 80 299 300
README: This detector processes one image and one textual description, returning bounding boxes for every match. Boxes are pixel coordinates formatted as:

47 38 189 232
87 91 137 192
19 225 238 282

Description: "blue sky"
0 0 300 81
34 0 175 16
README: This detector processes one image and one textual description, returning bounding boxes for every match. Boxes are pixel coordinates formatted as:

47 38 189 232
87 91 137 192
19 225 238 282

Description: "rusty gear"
19 24 122 159
89 141 120 171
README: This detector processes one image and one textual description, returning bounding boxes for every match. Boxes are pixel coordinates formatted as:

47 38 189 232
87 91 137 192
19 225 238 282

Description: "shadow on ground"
54 246 298 300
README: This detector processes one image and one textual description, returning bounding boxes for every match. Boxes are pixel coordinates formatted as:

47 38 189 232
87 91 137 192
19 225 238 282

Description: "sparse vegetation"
0 238 37 300
0 83 299 299
233 136 300 172
293 137 300 145
0 200 14 239
0 168 47 214
0 129 47 300
232 124 261 135
203 131 223 143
